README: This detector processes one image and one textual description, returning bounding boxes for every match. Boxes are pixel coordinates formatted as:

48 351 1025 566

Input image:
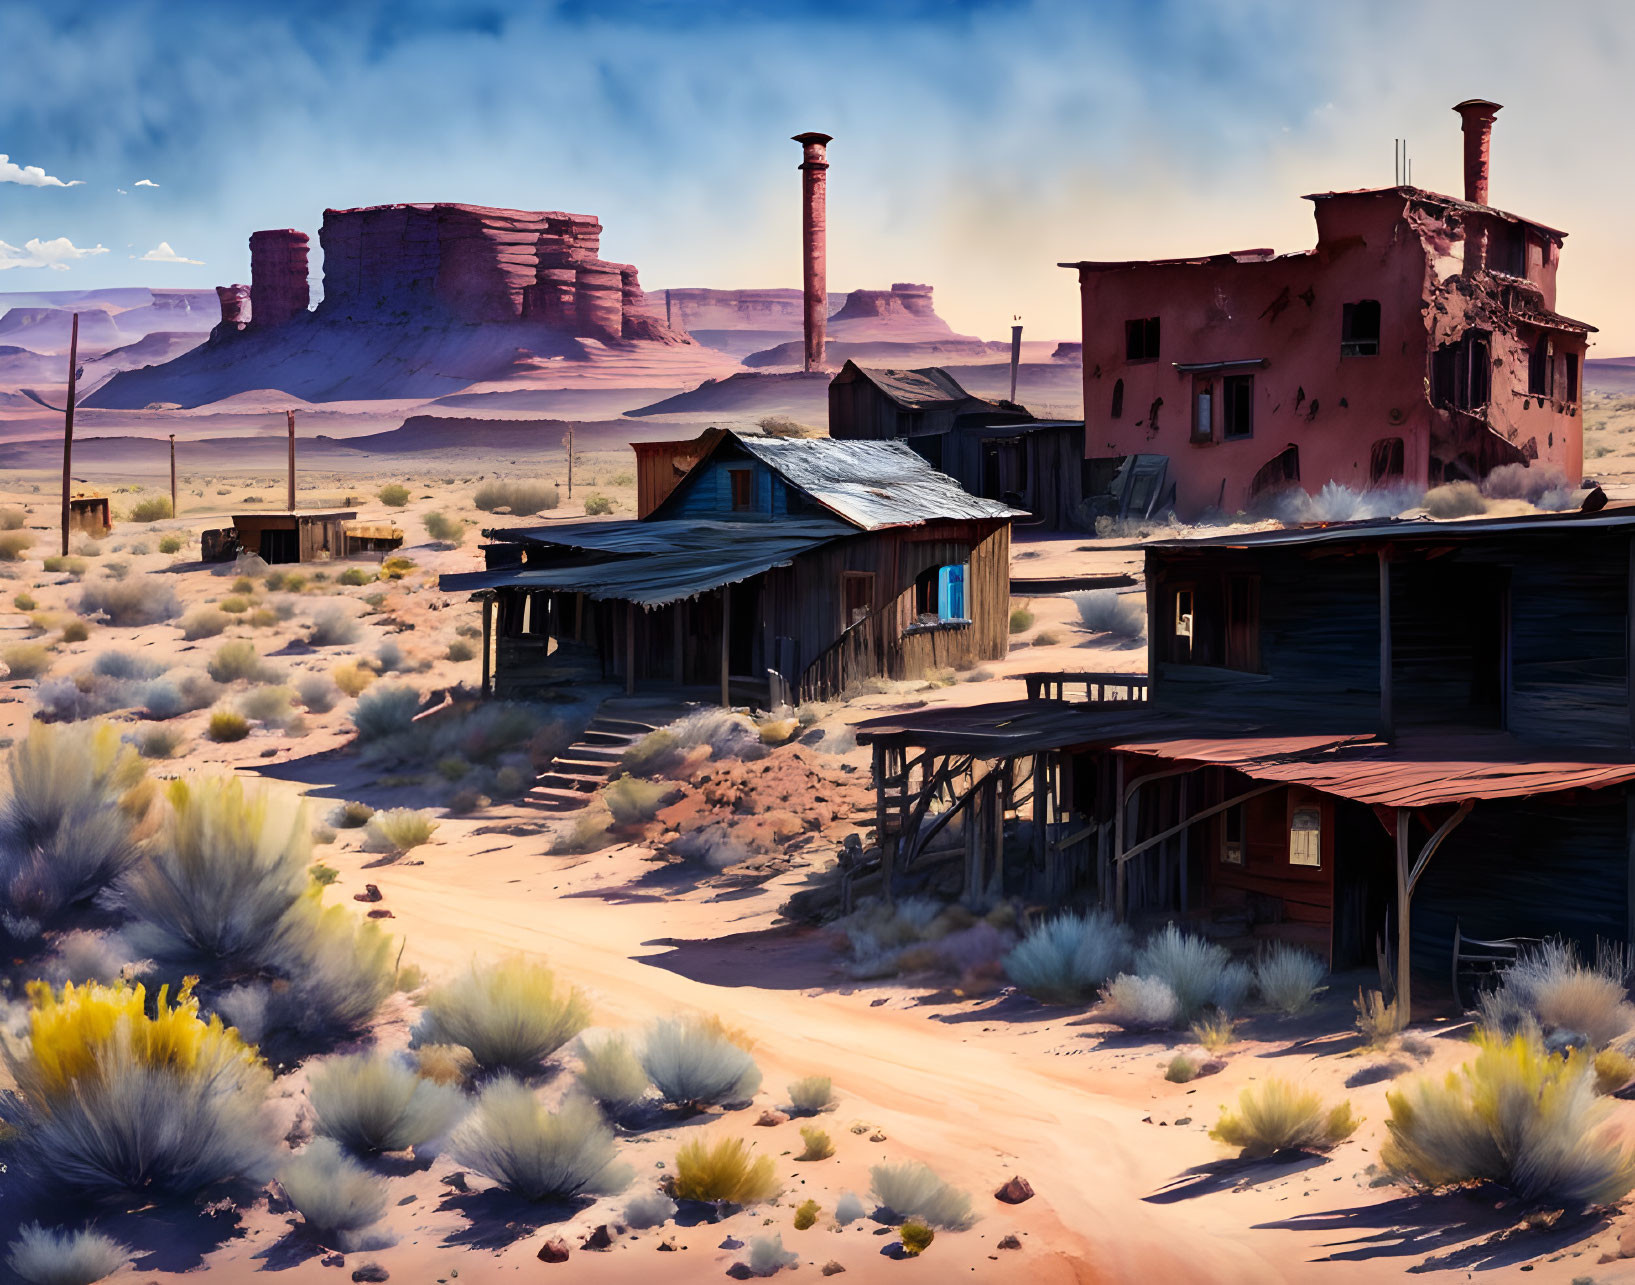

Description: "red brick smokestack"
1453 99 1501 206
793 132 832 373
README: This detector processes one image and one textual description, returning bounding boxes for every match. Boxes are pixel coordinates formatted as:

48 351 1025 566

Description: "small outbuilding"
230 511 356 564
67 495 111 535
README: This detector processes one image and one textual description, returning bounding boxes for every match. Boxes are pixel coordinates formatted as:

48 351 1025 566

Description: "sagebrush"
1211 1079 1357 1158
1004 909 1132 1004
640 1015 762 1109
450 1079 632 1200
868 1160 973 1229
416 956 591 1073
6 1224 129 1285
310 1052 467 1153
279 1137 389 1243
672 1134 779 1205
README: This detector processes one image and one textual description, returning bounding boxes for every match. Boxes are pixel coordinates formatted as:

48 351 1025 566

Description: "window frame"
1288 805 1322 868
1125 316 1161 363
728 466 756 512
1191 378 1214 444
1222 374 1254 441
1340 300 1381 357
912 562 969 625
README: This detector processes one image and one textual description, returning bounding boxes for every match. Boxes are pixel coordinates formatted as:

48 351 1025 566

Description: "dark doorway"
1332 800 1393 970
728 581 759 675
1391 561 1507 728
259 527 299 564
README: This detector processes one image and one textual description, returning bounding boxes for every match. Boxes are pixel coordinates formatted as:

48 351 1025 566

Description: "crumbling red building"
1065 100 1595 518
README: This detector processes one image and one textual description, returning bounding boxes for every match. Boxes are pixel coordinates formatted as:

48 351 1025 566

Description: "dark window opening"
1528 339 1554 398
1225 574 1260 671
1370 437 1405 485
842 572 873 627
1110 378 1124 419
1494 223 1527 276
1125 316 1160 362
729 467 755 511
1250 446 1300 497
1566 353 1580 404
1191 378 1213 443
1341 300 1381 356
1221 803 1245 865
1431 331 1492 411
1223 374 1254 440
913 563 967 623
1166 572 1260 673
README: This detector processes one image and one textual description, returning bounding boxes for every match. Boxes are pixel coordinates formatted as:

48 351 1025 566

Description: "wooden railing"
1023 671 1149 703
799 610 886 703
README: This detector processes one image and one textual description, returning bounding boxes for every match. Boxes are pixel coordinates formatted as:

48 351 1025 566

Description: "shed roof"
727 435 1022 530
1148 505 1635 554
441 518 851 607
842 364 978 410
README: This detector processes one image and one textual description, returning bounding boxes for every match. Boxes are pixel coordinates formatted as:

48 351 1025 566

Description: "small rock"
353 884 382 903
994 1176 1034 1205
755 1109 789 1127
367 908 395 918
1197 1060 1227 1077
658 1237 678 1252
396 1194 416 1205
868 1132 887 1143
870 998 888 1007
351 1267 389 1284
1175 1117 1192 1126
821 1263 847 1276
997 1234 1022 1251
719 1236 744 1250
440 1171 468 1191
582 1225 614 1251
321 1254 345 1268
537 1237 570 1263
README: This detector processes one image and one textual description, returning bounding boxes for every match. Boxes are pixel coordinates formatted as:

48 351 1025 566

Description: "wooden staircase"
528 715 657 813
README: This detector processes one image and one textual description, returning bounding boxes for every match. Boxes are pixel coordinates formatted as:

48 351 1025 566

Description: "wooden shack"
68 496 111 535
632 426 765 518
441 431 1019 704
855 507 1635 1018
231 511 356 564
828 361 1025 442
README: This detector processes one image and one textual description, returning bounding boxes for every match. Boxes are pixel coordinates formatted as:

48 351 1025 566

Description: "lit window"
1289 806 1322 867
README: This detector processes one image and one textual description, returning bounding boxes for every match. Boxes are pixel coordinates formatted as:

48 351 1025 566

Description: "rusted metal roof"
1114 731 1635 808
732 436 1022 530
1148 505 1635 553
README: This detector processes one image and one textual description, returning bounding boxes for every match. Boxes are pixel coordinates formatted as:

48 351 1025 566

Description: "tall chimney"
792 132 832 373
1453 99 1502 206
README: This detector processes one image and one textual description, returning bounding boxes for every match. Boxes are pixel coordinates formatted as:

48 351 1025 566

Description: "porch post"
1178 774 1190 914
673 602 685 685
721 584 731 708
625 602 636 696
1627 533 1635 747
1394 807 1412 1022
1379 549 1395 742
1113 753 1127 921
480 597 493 698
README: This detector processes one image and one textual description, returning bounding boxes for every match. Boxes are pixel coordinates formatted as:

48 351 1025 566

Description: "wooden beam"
169 434 177 520
286 409 297 511
60 312 78 556
480 597 493 698
1178 774 1190 913
1113 754 1126 920
1117 781 1282 866
674 602 685 684
1395 807 1411 1021
1379 549 1394 742
720 584 731 708
625 602 636 696
1627 534 1635 748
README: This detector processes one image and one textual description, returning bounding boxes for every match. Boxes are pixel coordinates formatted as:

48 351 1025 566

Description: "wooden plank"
1395 807 1412 1023
481 597 493 698
720 584 731 707
1379 549 1394 742
625 602 636 696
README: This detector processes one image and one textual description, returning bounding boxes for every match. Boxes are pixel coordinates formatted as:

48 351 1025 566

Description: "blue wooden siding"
665 457 785 520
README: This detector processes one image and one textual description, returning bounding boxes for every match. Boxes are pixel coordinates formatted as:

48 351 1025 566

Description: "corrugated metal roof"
733 436 1023 530
1149 505 1635 553
441 519 850 607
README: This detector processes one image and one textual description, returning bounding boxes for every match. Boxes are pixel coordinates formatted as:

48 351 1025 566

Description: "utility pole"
286 409 296 511
169 434 178 518
60 313 78 555
567 423 574 499
1009 319 1023 405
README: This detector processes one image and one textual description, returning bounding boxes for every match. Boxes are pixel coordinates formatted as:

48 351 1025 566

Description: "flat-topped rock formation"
89 203 701 408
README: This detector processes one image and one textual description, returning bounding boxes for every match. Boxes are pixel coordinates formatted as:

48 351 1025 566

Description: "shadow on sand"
1145 1152 1331 1204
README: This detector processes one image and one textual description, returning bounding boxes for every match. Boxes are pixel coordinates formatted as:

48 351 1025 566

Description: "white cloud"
0 153 84 187
133 178 159 187
133 241 203 265
0 237 110 270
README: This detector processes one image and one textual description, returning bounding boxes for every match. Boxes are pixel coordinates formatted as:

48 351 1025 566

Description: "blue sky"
3 0 1632 348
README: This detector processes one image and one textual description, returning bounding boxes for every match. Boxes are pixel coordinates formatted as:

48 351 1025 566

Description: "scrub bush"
446 639 474 662
787 1074 835 1115
133 725 186 759
42 556 88 576
624 1191 678 1229
1 978 278 1196
332 800 374 829
868 1160 973 1229
337 566 374 586
351 683 421 740
6 1224 128 1285
158 534 184 554
296 673 339 713
745 1234 799 1276
207 709 250 742
672 1134 779 1205
1190 1013 1239 1054
308 606 361 647
1004 909 1133 1004
1067 589 1144 638
416 956 591 1074
1097 973 1180 1030
1356 987 1405 1048
180 608 231 640
0 506 24 529
310 1053 467 1154
1476 939 1635 1050
0 719 151 924
1008 607 1034 634
450 1080 632 1200
583 492 613 516
1255 943 1328 1016
127 496 172 523
602 773 674 826
239 684 295 727
576 1031 650 1119
1383 1030 1635 1206
332 661 375 696
141 671 219 719
93 650 165 681
1134 924 1231 1020
2 643 52 680
422 511 464 544
219 596 250 614
1166 1054 1198 1083
1424 481 1488 519
76 575 180 626
378 483 410 507
798 1126 834 1160
473 480 558 515
793 1198 820 1230
364 807 438 853
278 1138 389 1245
0 530 35 561
640 1016 762 1109
1211 1079 1357 1159
835 1191 865 1224
207 639 279 684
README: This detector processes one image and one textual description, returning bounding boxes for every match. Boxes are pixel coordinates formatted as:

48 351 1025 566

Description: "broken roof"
1147 505 1635 553
1303 184 1567 240
441 518 852 607
841 363 978 409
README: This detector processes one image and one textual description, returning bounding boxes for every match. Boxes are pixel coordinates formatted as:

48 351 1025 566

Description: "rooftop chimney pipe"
1453 99 1501 206
792 132 832 374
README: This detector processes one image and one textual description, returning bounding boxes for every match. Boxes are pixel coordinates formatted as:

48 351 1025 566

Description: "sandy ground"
2 397 1635 1282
